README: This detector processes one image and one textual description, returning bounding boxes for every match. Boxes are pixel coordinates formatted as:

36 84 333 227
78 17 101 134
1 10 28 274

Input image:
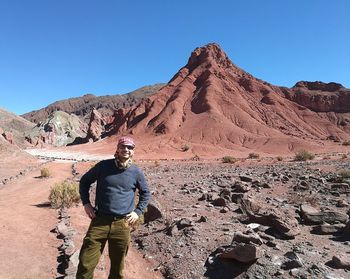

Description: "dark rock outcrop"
25 111 87 147
22 84 164 124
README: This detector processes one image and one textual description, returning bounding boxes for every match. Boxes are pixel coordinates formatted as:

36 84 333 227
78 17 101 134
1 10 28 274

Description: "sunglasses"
119 144 135 150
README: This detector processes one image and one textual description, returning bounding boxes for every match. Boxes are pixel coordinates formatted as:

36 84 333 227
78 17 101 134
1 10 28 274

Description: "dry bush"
341 154 348 159
338 169 350 179
276 156 283 161
40 167 50 178
154 160 160 167
294 149 315 161
222 156 237 163
248 152 259 159
191 154 201 161
342 140 350 146
48 181 80 209
181 144 190 152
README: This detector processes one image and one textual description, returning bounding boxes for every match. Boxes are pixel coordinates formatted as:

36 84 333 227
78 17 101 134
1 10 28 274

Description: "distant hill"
0 107 35 147
21 83 165 123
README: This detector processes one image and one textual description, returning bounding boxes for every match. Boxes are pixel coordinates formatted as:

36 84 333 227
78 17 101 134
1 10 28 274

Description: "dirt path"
0 161 70 278
0 160 163 279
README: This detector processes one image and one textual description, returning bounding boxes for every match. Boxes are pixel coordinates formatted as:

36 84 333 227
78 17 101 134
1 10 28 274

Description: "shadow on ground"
204 257 250 279
33 202 51 208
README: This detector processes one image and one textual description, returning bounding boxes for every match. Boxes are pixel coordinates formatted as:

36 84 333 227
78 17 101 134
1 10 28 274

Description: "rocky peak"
186 43 238 72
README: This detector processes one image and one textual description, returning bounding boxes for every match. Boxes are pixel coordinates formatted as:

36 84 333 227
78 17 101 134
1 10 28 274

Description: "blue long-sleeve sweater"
79 159 150 216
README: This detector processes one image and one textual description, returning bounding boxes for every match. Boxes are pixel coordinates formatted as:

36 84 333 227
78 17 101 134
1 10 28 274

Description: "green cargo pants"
76 214 131 279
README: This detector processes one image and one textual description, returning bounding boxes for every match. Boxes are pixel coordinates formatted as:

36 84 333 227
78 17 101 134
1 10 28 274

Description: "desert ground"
1 144 350 279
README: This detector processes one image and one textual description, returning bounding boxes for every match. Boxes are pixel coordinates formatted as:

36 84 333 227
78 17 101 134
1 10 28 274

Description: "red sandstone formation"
105 43 350 156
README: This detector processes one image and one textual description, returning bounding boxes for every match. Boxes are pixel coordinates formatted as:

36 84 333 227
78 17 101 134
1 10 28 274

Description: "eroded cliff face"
283 81 350 113
25 111 88 147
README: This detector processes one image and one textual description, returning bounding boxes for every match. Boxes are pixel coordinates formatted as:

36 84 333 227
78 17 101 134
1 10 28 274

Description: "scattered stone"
240 197 300 239
331 255 350 270
311 224 345 235
219 243 263 263
231 193 244 203
331 183 350 194
300 204 349 225
212 197 226 206
231 231 263 245
144 201 163 222
281 251 303 270
233 181 251 192
197 216 208 222
239 175 253 182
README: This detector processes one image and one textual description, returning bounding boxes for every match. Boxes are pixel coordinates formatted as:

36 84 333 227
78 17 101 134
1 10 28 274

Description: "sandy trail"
0 161 70 278
0 159 163 279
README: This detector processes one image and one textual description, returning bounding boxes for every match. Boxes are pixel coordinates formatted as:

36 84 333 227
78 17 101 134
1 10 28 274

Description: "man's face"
115 144 135 160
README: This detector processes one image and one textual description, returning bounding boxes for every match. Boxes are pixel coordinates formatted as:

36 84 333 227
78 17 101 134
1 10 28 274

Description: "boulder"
232 231 263 245
310 224 345 235
219 243 263 263
332 255 350 270
144 201 163 222
240 197 300 239
300 204 348 225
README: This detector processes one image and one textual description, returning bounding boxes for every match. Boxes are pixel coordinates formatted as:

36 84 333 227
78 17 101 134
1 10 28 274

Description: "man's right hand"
84 203 96 219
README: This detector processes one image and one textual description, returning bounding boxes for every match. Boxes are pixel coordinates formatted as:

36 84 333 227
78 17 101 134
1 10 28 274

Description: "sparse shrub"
248 153 259 159
342 140 350 146
222 156 237 164
338 169 350 179
294 149 315 161
181 144 190 152
341 154 347 159
276 156 283 161
40 167 50 178
154 160 160 167
191 154 200 161
48 181 80 209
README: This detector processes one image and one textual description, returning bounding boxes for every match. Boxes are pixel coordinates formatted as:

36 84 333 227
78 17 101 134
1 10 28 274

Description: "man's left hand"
126 211 139 225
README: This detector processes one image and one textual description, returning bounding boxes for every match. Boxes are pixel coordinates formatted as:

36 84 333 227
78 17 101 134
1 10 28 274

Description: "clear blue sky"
0 0 349 115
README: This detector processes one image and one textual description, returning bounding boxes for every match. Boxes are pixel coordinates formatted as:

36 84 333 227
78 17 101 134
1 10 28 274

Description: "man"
76 136 151 279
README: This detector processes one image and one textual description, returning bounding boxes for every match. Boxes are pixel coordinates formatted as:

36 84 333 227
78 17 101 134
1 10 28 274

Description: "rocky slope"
25 111 88 147
22 84 164 123
106 43 350 156
0 107 35 147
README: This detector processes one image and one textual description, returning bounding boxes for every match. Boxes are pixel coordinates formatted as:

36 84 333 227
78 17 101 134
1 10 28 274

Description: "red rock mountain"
105 43 350 156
